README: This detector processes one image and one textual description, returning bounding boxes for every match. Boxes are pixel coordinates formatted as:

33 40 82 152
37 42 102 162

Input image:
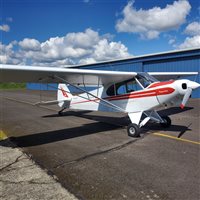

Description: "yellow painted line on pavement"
0 130 8 140
153 132 200 145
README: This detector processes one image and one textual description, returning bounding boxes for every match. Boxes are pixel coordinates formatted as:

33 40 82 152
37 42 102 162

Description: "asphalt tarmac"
0 90 200 200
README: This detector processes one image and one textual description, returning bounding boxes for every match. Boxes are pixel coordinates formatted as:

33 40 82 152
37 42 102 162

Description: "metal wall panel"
27 83 57 90
143 58 199 72
81 62 143 72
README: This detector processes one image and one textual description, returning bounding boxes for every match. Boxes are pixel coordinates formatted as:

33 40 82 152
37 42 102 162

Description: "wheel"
160 116 171 128
127 123 140 137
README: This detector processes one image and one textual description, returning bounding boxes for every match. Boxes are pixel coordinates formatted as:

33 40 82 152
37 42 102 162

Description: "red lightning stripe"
148 80 174 89
71 87 175 105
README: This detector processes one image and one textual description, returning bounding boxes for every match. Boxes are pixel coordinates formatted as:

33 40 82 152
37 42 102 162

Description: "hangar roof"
70 47 200 69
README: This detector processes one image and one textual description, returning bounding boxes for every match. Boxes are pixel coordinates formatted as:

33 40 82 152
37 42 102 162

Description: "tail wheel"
127 123 140 137
58 111 64 116
160 116 171 128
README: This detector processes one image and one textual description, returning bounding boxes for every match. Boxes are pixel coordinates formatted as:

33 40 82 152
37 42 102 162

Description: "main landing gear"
127 123 140 137
127 111 171 138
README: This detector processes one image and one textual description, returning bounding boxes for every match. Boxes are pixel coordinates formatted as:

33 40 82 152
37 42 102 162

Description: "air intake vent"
182 83 187 90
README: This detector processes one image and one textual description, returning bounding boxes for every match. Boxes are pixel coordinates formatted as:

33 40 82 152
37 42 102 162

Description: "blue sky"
0 0 200 66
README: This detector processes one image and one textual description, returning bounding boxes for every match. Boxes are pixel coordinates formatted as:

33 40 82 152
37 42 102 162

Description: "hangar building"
27 48 200 98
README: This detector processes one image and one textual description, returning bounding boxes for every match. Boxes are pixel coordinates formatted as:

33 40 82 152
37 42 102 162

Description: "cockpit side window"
106 78 143 96
106 84 116 96
125 79 142 93
117 84 127 95
106 73 158 96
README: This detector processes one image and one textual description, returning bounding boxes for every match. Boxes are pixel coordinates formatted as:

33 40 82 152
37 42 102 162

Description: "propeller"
180 87 192 109
180 81 200 109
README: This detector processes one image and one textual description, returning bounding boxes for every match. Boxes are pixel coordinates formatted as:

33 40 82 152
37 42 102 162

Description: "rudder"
57 84 73 108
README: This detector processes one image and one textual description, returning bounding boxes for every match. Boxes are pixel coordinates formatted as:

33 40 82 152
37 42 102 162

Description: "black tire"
160 116 171 128
127 123 140 137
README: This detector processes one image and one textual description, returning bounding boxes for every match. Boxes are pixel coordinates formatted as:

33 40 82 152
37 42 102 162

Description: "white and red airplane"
1 64 199 137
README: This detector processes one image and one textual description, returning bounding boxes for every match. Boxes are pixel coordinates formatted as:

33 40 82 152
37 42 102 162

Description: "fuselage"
69 80 182 112
58 71 200 113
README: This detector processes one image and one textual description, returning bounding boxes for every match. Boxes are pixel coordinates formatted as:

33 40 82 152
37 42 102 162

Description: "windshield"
136 73 158 88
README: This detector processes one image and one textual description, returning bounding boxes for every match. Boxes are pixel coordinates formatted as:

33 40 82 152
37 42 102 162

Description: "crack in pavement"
53 138 138 169
0 154 24 172
0 179 56 185
1 164 35 172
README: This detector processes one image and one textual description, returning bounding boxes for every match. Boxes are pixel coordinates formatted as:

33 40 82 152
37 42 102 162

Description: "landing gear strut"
127 111 172 138
160 116 171 128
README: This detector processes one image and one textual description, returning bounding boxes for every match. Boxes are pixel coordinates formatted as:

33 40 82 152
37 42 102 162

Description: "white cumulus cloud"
79 39 129 64
0 42 24 64
0 28 131 67
116 0 191 39
184 22 200 36
178 21 200 49
168 38 176 45
19 38 41 51
65 28 99 49
178 35 200 49
0 24 10 32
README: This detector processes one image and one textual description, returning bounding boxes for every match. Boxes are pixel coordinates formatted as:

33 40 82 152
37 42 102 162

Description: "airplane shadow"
1 121 121 148
1 107 192 148
43 106 193 122
43 110 129 126
158 106 193 116
1 122 190 148
42 107 193 136
143 123 191 134
0 121 191 148
42 110 92 118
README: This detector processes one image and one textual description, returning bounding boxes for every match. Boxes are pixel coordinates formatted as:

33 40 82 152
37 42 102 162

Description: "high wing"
149 72 198 81
0 64 137 86
1 64 198 85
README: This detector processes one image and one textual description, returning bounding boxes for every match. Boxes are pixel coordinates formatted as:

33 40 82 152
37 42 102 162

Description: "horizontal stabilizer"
35 99 70 106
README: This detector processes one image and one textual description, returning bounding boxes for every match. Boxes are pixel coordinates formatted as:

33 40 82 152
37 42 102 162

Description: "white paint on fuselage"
69 87 161 113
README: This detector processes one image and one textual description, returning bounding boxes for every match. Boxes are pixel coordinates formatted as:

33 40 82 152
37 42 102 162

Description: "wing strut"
53 75 126 113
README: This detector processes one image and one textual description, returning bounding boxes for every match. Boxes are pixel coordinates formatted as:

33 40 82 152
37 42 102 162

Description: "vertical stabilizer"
57 84 73 108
